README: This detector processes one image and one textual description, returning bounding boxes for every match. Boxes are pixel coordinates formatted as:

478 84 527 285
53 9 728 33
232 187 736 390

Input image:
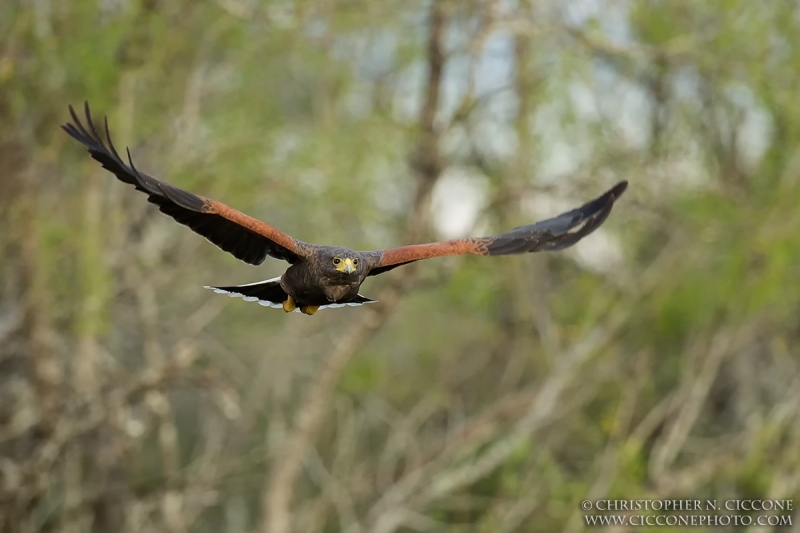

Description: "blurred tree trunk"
261 3 449 532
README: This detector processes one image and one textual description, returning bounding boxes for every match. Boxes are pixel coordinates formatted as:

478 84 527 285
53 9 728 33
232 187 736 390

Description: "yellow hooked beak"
334 257 358 274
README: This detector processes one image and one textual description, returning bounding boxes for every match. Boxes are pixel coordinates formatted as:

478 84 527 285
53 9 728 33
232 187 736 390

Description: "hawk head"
320 247 363 278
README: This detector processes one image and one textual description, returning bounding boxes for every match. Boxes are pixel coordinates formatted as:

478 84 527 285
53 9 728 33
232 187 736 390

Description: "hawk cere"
63 103 627 315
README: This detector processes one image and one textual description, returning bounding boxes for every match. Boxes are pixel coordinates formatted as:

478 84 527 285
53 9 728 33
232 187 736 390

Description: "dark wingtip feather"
609 180 628 199
62 101 296 267
485 181 627 256
103 115 123 163
577 180 627 220
126 147 137 174
82 101 102 145
601 180 627 213
63 101 148 190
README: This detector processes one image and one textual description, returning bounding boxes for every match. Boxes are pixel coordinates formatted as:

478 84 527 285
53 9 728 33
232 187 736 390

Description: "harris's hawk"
63 103 627 315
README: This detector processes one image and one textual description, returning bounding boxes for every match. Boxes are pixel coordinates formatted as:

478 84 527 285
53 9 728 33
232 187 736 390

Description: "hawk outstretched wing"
364 181 627 276
62 102 307 265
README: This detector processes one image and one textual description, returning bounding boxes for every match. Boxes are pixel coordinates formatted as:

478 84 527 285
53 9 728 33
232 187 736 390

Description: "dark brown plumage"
63 102 627 315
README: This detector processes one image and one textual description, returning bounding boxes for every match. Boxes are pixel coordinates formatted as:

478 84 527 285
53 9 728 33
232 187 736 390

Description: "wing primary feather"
125 147 150 192
83 101 104 147
69 104 90 139
104 115 126 168
125 147 138 176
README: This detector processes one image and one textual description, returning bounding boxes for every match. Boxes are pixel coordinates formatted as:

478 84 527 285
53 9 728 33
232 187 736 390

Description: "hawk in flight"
63 103 627 315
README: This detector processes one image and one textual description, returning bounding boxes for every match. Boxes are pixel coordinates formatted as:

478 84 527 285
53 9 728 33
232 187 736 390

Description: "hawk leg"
300 305 319 315
282 295 297 313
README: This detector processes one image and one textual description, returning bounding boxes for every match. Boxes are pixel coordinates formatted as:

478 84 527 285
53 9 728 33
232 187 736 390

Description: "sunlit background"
2 0 799 531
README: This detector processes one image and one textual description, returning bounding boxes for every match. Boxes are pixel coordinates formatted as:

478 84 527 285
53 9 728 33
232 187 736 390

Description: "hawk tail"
205 277 290 309
204 277 377 311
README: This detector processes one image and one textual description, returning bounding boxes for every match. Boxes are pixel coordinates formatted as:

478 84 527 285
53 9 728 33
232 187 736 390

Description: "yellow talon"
283 295 296 313
300 305 319 315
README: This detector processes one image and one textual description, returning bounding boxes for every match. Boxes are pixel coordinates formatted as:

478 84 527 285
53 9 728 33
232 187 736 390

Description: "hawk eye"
352 258 359 266
333 257 341 265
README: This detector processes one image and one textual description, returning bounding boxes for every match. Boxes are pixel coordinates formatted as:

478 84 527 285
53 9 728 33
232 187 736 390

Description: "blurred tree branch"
262 3 447 532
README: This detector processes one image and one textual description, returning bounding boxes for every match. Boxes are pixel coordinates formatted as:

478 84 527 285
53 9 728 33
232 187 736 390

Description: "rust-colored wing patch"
200 199 304 259
365 239 487 276
365 181 627 277
62 102 306 265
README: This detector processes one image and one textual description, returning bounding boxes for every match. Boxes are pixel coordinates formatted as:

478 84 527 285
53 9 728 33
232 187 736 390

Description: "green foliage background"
1 0 799 531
